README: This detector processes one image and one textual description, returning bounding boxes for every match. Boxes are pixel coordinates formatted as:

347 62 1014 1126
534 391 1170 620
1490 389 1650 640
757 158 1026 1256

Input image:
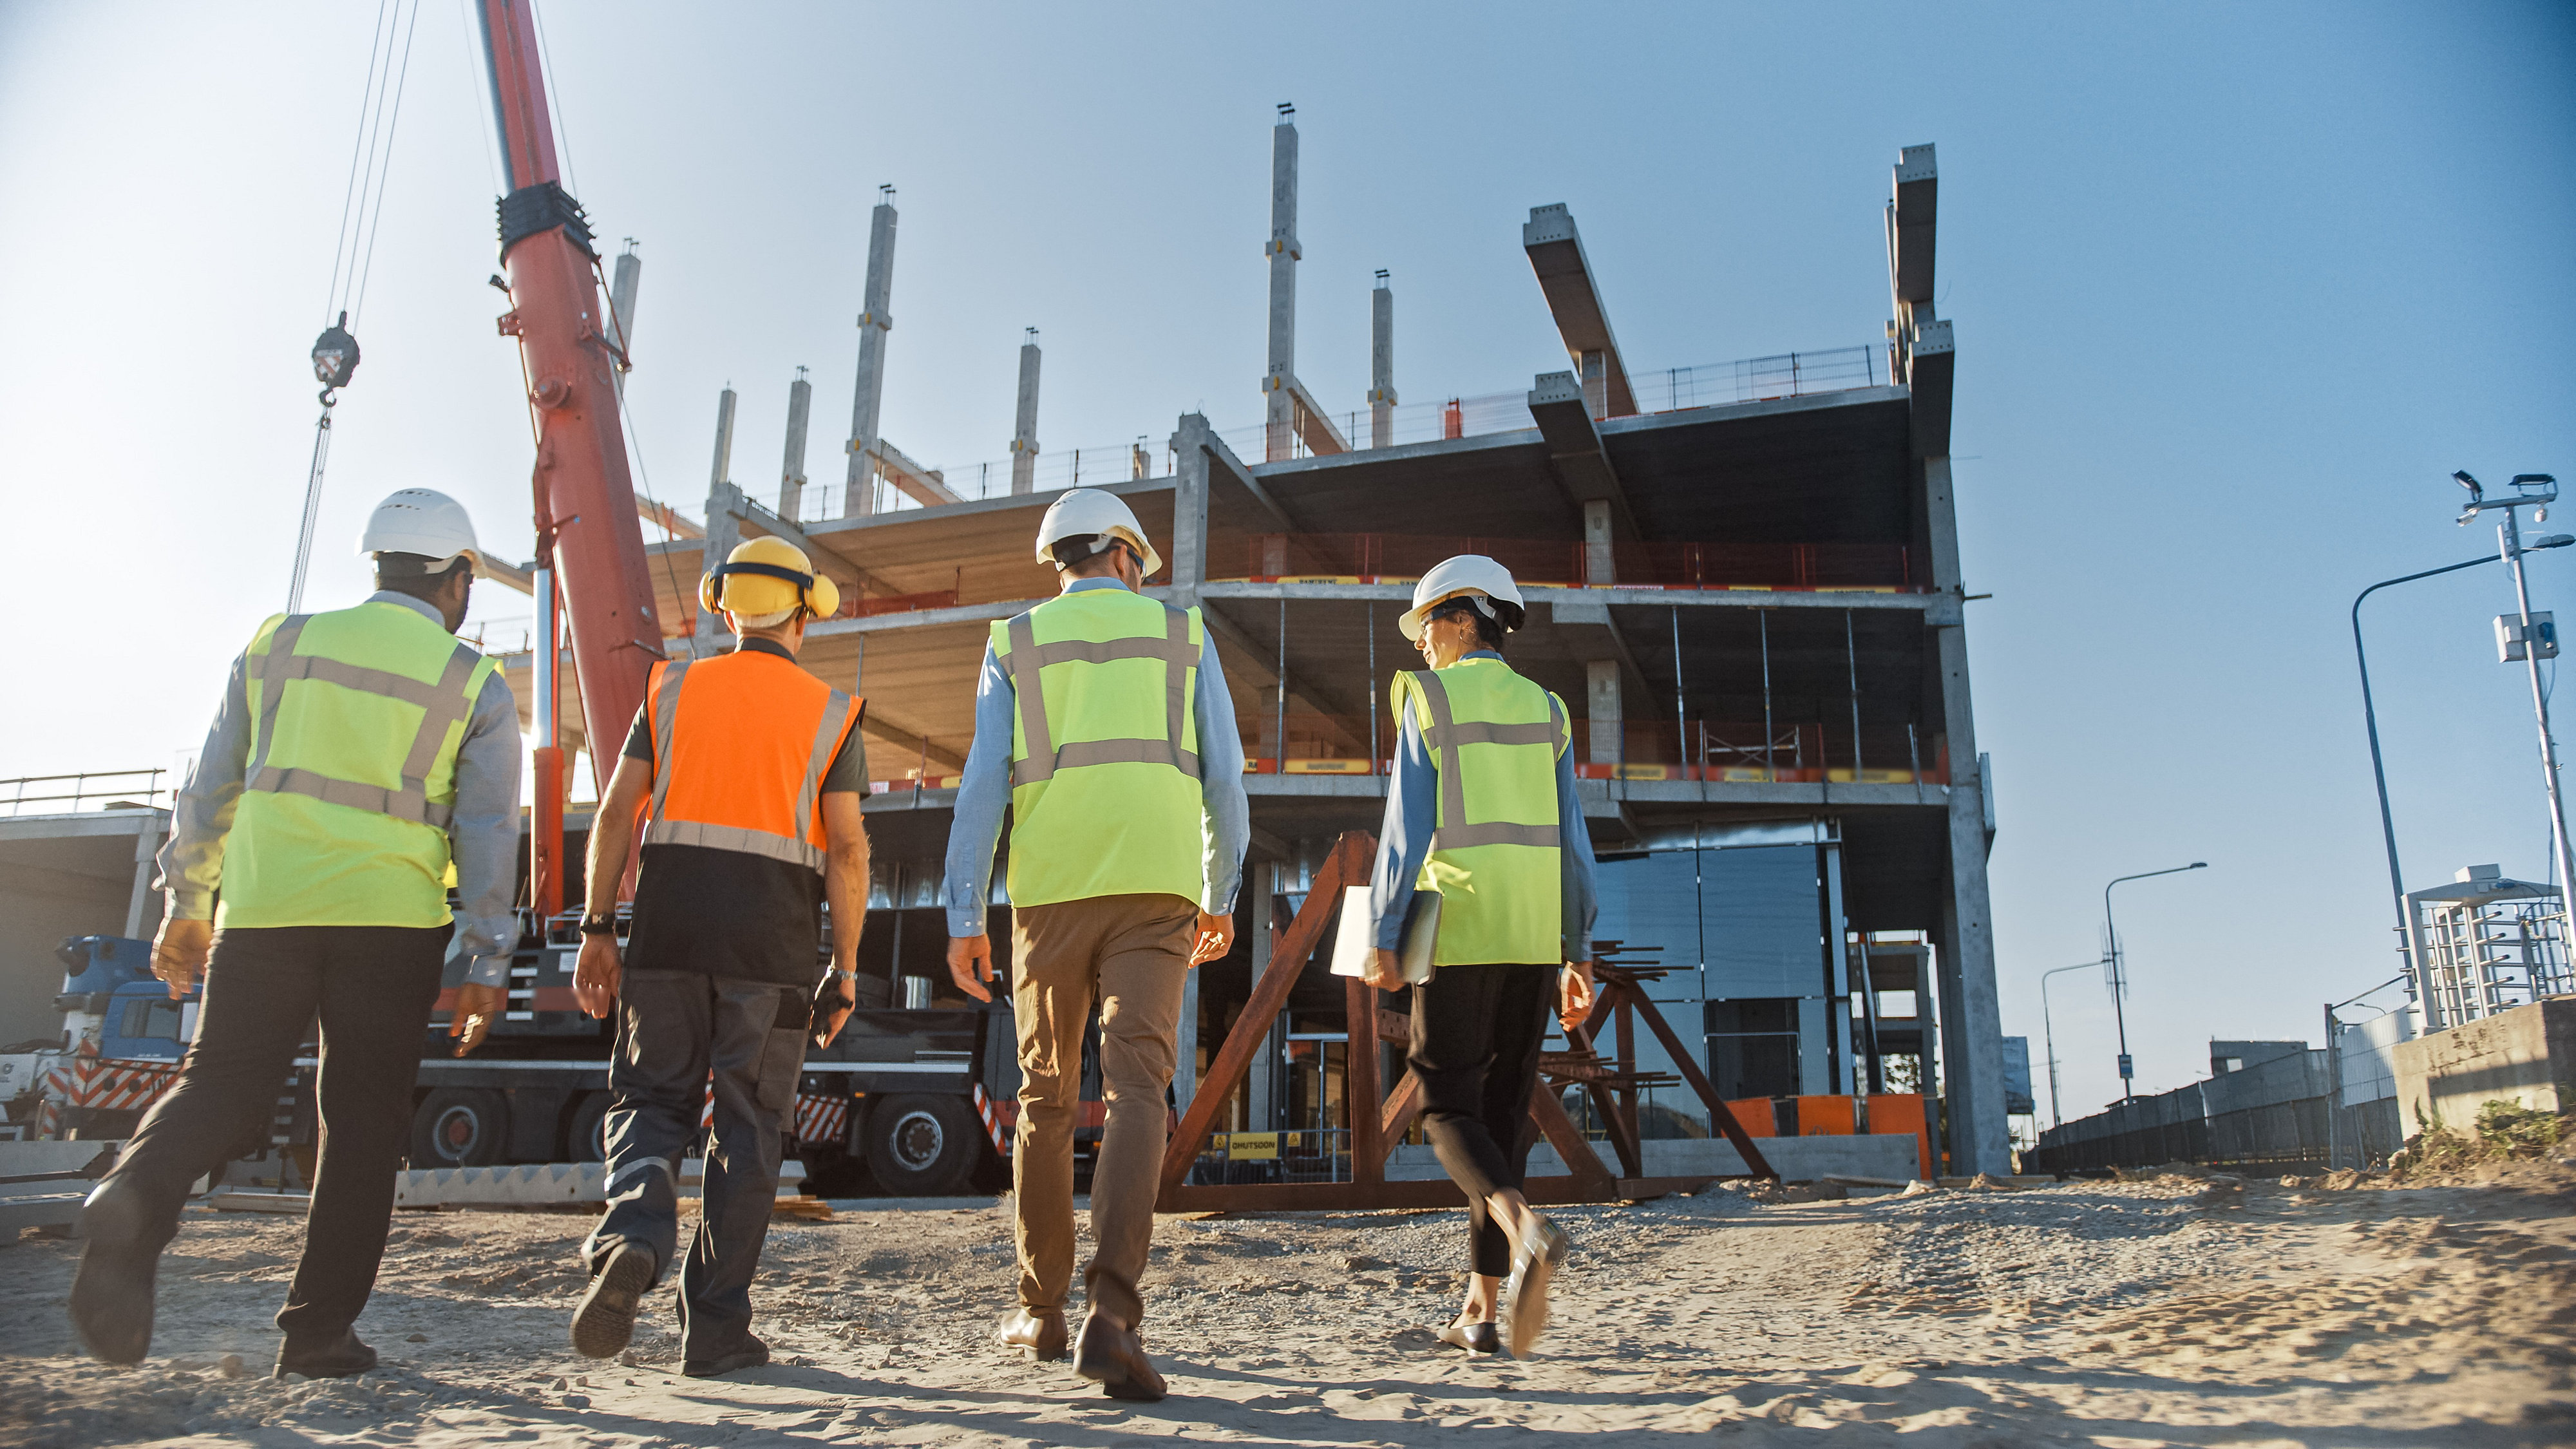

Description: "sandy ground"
1 1170 2573 1447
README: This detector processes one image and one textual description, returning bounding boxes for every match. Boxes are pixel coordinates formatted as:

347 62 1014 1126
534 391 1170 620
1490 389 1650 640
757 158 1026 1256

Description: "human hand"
1363 947 1405 993
450 981 507 1056
1188 911 1235 967
1558 960 1597 1032
813 973 857 1048
153 918 213 999
947 934 995 1003
574 933 622 1019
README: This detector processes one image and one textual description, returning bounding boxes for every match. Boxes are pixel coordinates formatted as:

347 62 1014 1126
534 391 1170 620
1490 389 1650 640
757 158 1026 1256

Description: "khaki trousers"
1009 892 1193 1329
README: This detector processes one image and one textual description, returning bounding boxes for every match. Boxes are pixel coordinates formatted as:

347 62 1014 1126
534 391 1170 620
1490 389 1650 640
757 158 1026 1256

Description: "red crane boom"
477 0 668 912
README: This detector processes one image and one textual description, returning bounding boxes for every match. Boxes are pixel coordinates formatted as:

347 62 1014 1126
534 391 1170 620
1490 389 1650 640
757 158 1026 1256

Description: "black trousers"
1408 961 1556 1278
101 923 448 1343
584 968 808 1358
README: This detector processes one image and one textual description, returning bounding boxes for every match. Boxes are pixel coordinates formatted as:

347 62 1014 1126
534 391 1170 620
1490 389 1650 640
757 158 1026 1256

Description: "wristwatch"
579 916 618 936
829 969 857 981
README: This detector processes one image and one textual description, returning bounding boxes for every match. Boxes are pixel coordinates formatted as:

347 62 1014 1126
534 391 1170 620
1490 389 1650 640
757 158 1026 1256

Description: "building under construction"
475 119 2009 1175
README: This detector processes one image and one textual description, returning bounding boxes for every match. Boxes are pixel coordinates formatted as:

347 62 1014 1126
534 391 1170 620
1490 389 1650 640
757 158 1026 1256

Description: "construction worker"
567 535 870 1379
944 488 1247 1401
1364 555 1598 1358
71 488 521 1376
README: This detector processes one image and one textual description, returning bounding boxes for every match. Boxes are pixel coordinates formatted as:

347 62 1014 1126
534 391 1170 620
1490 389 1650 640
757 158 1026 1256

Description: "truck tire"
862 1094 975 1196
565 1092 611 1162
412 1088 507 1168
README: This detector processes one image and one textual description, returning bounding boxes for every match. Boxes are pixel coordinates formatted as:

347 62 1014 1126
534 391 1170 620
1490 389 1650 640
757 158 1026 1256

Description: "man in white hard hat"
943 487 1247 1401
71 488 521 1376
1365 555 1597 1358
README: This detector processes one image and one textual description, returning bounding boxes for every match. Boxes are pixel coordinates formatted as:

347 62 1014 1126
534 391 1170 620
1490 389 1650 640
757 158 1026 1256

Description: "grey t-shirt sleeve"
820 702 869 794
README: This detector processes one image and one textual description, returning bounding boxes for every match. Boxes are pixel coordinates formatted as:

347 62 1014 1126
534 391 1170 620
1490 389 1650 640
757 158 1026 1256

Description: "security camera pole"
2456 470 2576 923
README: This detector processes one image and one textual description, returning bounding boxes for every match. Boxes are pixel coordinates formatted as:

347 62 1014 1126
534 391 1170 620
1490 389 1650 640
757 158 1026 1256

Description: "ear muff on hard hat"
698 537 840 621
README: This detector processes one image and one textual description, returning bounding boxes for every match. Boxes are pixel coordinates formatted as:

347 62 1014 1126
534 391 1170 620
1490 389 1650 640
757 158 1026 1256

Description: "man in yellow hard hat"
565 535 872 1379
71 488 521 1377
943 488 1247 1401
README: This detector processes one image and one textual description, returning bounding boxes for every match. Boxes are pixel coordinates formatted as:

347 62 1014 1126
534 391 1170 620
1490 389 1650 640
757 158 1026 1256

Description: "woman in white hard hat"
1365 555 1598 1358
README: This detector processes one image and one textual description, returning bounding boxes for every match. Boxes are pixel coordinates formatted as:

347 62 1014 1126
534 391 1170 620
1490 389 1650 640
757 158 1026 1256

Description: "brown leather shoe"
1074 1311 1166 1401
996 1306 1068 1362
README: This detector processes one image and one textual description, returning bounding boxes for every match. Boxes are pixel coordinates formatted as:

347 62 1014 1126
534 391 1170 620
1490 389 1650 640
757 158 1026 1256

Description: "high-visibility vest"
992 587 1206 908
220 601 498 929
642 650 861 873
1391 658 1569 965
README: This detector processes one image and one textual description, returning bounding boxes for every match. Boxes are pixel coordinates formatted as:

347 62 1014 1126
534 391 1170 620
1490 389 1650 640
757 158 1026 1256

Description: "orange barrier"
1794 1095 1858 1135
1866 1093 1934 1179
1725 1098 1779 1137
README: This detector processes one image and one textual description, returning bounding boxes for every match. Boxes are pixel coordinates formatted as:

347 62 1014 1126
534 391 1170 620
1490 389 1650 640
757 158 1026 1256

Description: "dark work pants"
585 968 807 1359
101 923 448 1343
1408 961 1557 1278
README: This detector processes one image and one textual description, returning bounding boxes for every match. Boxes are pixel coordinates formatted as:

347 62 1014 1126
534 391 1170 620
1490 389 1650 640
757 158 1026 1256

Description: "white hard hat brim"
1398 588 1484 643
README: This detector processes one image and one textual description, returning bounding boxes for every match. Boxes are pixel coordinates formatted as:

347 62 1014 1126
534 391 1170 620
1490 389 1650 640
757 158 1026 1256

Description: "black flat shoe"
69 1183 160 1367
1437 1321 1502 1354
682 1336 770 1379
276 1329 377 1379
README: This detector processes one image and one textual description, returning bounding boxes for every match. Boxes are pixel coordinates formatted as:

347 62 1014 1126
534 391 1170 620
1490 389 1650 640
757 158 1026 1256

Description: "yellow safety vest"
1392 658 1568 965
994 587 1207 908
218 601 495 929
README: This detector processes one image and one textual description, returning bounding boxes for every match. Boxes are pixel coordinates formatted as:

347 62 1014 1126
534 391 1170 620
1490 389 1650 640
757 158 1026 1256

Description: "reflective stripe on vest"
242 613 486 829
1003 606 1201 786
1410 668 1564 852
642 656 857 874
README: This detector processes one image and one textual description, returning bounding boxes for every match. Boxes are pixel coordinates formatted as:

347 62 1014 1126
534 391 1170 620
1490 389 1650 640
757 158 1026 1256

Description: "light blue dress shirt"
157 591 524 987
1368 650 1598 962
945 578 1250 936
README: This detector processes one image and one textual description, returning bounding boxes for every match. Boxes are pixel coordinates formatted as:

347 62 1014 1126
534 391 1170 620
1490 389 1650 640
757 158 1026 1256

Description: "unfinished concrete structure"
477 132 2008 1175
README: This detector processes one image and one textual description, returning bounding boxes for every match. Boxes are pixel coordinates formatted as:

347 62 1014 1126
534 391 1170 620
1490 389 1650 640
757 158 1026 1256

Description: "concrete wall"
2391 998 2576 1136
0 812 166 1048
1387 1132 1922 1185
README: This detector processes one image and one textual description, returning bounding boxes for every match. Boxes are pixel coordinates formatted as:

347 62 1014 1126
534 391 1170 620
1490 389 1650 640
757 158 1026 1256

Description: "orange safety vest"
641 650 862 873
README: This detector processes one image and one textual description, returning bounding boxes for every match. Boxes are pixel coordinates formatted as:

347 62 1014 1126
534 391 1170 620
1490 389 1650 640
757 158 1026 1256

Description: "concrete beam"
1188 414 1294 532
1198 579 1958 621
1521 204 1637 418
1891 144 1937 305
1907 318 1955 460
867 436 965 507
1282 372 1349 456
636 497 703 541
481 556 536 597
715 484 903 601
1528 370 1637 538
858 704 965 775
1197 598 1372 756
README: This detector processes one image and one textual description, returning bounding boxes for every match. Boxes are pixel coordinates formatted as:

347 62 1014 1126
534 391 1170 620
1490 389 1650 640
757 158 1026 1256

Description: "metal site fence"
2022 1048 2401 1175
2 770 169 817
1185 1129 1354 1186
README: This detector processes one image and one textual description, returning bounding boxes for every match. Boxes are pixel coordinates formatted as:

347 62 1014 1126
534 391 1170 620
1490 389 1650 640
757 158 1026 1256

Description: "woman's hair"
1428 599 1508 654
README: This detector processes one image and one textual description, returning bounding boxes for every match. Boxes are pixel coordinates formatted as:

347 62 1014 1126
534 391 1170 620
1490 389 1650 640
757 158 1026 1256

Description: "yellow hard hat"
699 535 842 621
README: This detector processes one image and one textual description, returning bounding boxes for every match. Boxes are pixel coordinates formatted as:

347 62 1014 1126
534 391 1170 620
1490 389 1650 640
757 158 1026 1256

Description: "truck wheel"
412 1088 507 1168
862 1094 974 1196
565 1092 611 1162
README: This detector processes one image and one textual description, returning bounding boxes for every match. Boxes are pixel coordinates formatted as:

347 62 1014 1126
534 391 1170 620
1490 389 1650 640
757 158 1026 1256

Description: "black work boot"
681 1333 770 1379
571 1240 658 1360
276 1329 377 1379
68 1181 162 1367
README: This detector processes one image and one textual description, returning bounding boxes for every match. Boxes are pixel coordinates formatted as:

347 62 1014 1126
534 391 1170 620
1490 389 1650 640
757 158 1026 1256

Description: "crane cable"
288 0 423 612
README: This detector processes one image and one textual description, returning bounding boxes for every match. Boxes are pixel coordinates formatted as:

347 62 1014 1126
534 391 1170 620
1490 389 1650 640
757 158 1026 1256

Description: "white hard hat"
358 488 481 567
1034 487 1162 578
1399 554 1526 642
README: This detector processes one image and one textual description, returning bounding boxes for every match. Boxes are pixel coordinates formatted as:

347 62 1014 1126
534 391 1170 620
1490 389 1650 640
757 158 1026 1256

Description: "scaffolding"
2407 865 2575 1029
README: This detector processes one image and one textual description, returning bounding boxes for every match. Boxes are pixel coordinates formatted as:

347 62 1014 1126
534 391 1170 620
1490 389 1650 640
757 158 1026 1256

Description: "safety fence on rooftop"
1 770 169 817
1231 714 1948 785
1232 533 1915 592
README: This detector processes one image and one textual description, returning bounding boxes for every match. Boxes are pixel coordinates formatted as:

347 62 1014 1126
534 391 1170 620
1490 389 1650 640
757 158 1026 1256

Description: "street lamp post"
2455 472 2576 924
2104 862 2208 1103
2040 960 2103 1129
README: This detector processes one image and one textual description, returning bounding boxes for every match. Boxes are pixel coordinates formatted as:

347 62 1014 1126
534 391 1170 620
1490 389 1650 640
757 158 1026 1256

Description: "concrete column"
1264 109 1300 462
1009 329 1041 494
122 821 162 939
1369 271 1396 449
778 368 811 522
608 247 641 403
708 386 737 492
1580 348 1607 421
844 191 898 517
1586 659 1622 768
693 482 742 654
1245 866 1276 1130
1920 454 2009 1175
1167 413 1212 607
1582 498 1615 585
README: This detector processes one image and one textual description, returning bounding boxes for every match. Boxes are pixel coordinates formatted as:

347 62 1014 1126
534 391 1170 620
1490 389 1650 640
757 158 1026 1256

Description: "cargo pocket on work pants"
756 990 811 1114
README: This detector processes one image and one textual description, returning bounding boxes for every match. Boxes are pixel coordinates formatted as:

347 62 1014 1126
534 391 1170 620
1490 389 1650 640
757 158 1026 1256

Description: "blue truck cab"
56 935 198 1061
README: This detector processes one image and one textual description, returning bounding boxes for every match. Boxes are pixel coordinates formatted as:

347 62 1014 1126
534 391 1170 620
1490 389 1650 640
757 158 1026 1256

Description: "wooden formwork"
1155 830 1776 1214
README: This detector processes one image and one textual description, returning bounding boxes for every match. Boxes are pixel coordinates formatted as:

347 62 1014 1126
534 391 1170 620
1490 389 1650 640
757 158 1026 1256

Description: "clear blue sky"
4 3 2571 1116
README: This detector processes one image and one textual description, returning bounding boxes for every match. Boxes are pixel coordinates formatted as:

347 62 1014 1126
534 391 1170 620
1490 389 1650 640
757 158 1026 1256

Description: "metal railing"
2 770 170 816
1185 1128 1354 1186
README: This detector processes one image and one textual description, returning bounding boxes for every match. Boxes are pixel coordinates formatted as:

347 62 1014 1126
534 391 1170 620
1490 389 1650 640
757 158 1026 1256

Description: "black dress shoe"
69 1182 160 1367
276 1329 377 1379
1437 1320 1502 1354
1074 1311 1166 1402
571 1241 657 1361
996 1306 1068 1361
682 1335 770 1379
